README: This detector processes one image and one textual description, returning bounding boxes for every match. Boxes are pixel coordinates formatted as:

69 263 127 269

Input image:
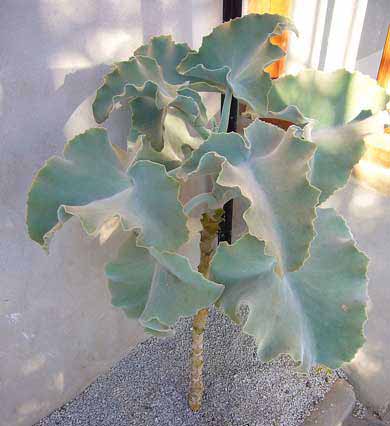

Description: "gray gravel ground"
36 308 341 426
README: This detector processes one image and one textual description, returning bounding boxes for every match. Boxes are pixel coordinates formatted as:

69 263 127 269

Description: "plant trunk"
188 209 224 412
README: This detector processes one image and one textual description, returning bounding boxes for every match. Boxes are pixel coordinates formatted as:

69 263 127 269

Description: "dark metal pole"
218 0 242 244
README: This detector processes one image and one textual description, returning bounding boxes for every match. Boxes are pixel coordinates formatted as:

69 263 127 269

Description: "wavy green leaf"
27 128 188 251
267 69 390 201
179 121 319 272
107 230 223 335
178 13 297 112
211 208 368 370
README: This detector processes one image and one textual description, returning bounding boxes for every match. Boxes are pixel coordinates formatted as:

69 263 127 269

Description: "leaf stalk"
219 86 233 133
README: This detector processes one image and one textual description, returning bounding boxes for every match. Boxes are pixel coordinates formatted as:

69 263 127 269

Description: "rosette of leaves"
26 12 387 414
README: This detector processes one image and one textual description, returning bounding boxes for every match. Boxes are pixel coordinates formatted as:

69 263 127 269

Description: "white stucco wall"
0 1 222 425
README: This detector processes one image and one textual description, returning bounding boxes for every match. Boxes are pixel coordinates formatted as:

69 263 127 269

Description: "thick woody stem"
188 307 208 412
188 209 224 412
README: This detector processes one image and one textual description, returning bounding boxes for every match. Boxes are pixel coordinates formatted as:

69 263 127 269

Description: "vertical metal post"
218 0 242 244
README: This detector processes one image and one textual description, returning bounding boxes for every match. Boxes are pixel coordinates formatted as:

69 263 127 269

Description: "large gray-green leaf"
267 69 390 202
179 121 320 272
27 128 188 251
211 208 368 370
178 13 297 113
107 230 223 335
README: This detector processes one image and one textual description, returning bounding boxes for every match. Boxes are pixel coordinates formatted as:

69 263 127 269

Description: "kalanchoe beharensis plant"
27 14 389 412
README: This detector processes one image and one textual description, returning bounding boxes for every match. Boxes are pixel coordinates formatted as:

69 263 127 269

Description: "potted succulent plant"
27 14 389 412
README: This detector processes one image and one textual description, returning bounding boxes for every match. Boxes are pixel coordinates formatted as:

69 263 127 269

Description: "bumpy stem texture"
188 209 224 412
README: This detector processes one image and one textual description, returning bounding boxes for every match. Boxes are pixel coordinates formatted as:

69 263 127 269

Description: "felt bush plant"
27 14 389 412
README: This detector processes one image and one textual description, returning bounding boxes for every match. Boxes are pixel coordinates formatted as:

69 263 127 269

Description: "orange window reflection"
247 0 293 78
